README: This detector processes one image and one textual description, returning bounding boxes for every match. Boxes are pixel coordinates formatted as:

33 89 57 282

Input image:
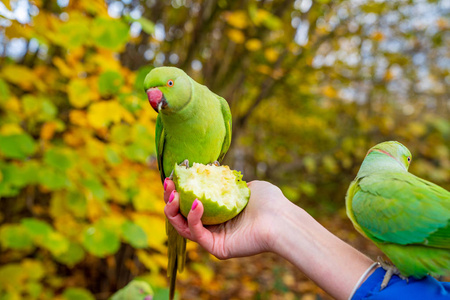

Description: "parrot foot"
180 159 190 168
378 257 408 290
208 161 221 166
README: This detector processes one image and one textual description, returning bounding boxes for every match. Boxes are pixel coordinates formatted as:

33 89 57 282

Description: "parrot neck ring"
147 88 168 112
368 149 407 171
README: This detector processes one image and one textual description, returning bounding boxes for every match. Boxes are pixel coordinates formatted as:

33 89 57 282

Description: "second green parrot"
346 141 450 288
144 67 232 300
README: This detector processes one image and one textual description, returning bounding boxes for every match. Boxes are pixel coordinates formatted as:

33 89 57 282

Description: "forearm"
269 200 374 300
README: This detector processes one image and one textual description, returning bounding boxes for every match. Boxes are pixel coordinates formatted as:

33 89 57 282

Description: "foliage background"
0 0 448 299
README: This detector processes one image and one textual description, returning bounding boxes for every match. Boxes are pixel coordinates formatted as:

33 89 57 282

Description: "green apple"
173 163 250 225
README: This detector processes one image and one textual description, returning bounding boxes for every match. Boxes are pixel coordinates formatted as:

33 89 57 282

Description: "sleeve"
352 267 450 300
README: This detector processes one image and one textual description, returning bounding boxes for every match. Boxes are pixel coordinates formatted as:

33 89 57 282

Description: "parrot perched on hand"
346 141 450 289
143 67 232 300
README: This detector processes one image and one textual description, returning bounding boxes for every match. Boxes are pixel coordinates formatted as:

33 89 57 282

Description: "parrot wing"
216 95 232 163
155 114 166 183
351 172 450 247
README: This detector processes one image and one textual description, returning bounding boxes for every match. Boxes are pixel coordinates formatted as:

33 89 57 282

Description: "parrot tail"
167 219 187 300
169 260 177 300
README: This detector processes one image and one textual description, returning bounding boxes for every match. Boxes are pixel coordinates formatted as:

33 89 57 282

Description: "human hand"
163 179 289 259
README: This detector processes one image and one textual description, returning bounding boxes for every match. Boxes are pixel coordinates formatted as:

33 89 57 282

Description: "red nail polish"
191 199 198 210
164 178 169 191
169 190 175 203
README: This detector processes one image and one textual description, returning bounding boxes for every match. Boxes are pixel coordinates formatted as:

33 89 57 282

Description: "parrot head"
143 67 192 113
367 141 412 171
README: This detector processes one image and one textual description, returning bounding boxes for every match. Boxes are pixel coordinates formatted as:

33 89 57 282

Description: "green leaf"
121 221 148 248
136 17 155 34
57 16 91 48
82 221 120 257
21 218 53 237
0 263 26 289
22 95 57 121
81 178 107 201
123 143 148 162
111 124 132 144
21 218 69 254
38 167 69 190
40 99 58 120
43 231 70 256
0 78 10 103
25 281 42 298
124 15 155 34
0 163 22 197
134 65 153 92
92 18 129 50
98 71 124 96
62 288 95 300
54 242 85 266
0 133 37 160
44 148 73 172
105 146 122 165
0 224 33 250
66 190 87 218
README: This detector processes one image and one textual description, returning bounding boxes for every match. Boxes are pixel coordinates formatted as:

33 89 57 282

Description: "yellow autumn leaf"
225 10 249 29
90 51 122 72
68 79 93 108
371 31 384 41
133 214 166 253
322 85 337 98
80 0 109 17
86 101 123 129
227 29 246 44
1 65 37 91
264 48 279 62
63 129 86 147
4 21 32 39
132 187 162 212
69 110 89 127
245 39 262 51
53 57 73 78
3 96 21 114
256 64 272 75
86 197 106 220
436 18 448 30
85 136 106 159
191 263 215 284
253 9 270 26
0 123 24 135
40 121 57 141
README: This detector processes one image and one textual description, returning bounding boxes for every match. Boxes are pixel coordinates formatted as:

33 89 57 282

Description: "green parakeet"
110 280 153 300
346 141 450 288
144 67 232 300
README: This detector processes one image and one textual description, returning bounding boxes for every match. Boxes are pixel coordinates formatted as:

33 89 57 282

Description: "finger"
187 200 213 250
163 178 176 204
164 191 191 238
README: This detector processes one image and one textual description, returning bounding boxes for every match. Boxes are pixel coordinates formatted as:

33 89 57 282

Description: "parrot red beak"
146 88 167 112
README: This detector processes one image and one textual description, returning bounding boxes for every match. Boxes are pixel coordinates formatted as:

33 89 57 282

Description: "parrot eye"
167 80 174 87
407 156 411 163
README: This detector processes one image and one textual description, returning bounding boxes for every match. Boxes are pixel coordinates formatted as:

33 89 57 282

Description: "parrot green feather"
144 67 232 300
346 141 450 280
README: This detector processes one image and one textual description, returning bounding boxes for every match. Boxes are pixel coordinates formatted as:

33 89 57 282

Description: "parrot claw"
208 161 221 166
378 257 408 290
180 159 189 168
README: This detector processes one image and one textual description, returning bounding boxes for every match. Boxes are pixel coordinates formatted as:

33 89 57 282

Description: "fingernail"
191 199 199 211
168 190 175 203
164 178 169 191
